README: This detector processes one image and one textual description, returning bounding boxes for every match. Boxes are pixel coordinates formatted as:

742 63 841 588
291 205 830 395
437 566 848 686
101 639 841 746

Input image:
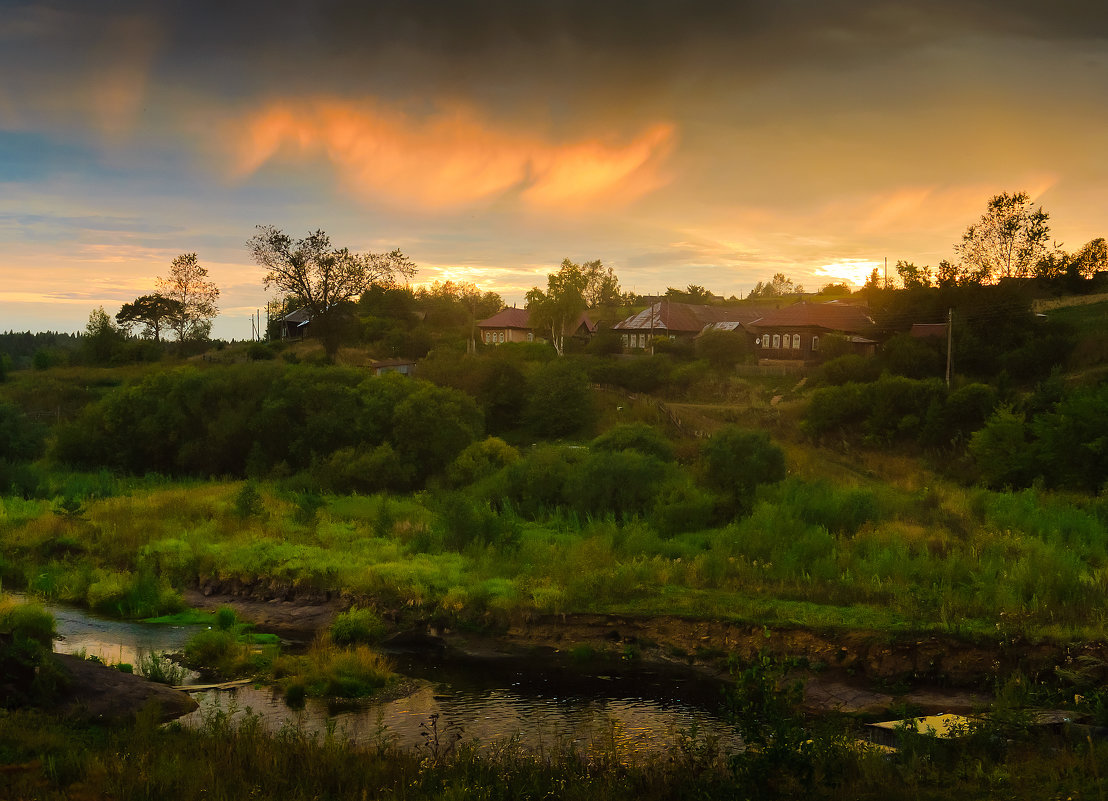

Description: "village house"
748 301 876 363
476 308 597 346
612 301 763 350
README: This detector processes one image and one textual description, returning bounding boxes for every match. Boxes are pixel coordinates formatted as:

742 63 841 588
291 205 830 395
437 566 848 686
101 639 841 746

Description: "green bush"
447 437 520 487
330 606 386 646
526 359 596 437
0 597 66 707
590 423 674 462
698 426 786 514
567 450 671 521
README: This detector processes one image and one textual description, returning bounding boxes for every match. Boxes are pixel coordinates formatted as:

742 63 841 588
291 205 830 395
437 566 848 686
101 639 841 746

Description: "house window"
772 334 781 348
484 332 490 344
621 334 629 347
527 332 533 342
812 335 820 351
638 333 646 348
499 331 505 343
792 334 801 349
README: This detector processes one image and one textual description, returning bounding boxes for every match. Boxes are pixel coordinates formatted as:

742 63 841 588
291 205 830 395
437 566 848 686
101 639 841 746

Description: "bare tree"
247 226 417 361
157 253 220 341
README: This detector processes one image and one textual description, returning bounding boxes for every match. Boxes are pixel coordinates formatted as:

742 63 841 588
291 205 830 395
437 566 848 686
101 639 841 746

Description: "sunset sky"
2 1 1106 339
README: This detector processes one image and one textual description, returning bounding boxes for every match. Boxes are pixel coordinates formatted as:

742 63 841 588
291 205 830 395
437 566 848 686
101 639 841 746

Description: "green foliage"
0 401 47 462
447 437 520 487
330 606 386 646
233 481 264 518
877 332 945 379
432 491 521 551
485 445 586 517
695 329 750 370
246 342 275 361
566 450 671 521
391 384 484 484
811 354 878 386
698 426 786 513
136 651 188 685
0 597 66 707
526 359 595 437
590 423 674 462
650 480 719 537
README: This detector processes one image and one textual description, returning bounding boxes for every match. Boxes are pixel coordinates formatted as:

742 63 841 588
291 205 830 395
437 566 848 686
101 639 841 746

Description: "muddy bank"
183 583 1107 715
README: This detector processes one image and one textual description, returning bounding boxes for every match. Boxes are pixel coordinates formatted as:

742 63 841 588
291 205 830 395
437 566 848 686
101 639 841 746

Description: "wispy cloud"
226 98 675 212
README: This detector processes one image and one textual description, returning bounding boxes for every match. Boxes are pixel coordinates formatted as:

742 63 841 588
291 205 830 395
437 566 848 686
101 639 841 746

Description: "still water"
43 599 741 758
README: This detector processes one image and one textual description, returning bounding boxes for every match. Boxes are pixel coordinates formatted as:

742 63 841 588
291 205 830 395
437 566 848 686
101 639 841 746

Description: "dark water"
37 598 741 757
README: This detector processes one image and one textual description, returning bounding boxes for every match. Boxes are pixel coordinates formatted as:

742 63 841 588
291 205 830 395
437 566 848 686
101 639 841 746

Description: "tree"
748 273 803 298
666 284 713 304
894 260 933 289
580 260 622 309
955 191 1051 282
525 260 588 356
82 307 124 365
116 294 182 342
1073 237 1108 280
248 226 417 361
157 253 220 341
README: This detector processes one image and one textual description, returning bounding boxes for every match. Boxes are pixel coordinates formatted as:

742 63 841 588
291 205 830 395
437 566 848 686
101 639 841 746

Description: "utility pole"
945 308 953 388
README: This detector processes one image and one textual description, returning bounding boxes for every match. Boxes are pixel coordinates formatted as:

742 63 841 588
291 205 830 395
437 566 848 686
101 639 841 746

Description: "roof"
698 321 746 336
280 307 311 324
477 307 531 329
910 323 948 339
748 301 874 334
613 302 762 334
573 313 598 334
370 358 417 368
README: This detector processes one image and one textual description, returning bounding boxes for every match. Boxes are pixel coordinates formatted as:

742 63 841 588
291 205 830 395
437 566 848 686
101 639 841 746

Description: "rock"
50 653 198 723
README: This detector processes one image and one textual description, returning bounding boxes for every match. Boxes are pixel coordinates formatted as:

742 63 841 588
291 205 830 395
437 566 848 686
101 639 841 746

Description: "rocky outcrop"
49 654 198 723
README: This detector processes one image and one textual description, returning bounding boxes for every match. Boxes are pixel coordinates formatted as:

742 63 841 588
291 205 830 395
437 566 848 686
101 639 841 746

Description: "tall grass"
4 473 1108 640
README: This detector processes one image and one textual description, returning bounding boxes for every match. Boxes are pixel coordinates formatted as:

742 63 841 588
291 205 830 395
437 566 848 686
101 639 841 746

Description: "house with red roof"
748 301 876 362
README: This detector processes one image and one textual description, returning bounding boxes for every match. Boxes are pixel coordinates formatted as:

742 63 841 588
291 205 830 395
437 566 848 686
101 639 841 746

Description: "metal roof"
613 302 762 334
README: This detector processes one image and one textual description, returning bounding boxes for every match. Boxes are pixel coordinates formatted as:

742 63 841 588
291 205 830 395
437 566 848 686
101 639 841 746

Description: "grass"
4 454 1108 648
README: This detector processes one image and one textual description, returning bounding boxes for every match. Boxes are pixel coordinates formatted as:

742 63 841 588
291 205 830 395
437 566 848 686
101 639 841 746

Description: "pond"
39 598 742 758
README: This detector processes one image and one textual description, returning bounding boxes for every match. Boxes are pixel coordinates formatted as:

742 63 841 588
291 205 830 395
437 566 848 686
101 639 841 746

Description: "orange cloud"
227 98 675 211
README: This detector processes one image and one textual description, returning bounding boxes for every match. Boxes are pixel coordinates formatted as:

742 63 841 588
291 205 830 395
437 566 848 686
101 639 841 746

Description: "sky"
2 0 1107 340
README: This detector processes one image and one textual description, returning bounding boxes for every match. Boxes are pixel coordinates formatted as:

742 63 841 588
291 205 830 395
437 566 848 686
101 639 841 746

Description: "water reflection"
36 597 740 757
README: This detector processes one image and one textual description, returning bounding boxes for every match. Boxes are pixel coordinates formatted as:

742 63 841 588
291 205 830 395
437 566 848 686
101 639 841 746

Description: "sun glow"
812 259 882 287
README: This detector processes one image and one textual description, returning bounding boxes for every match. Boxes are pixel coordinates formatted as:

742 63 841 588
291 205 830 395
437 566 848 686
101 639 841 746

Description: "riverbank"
184 586 1089 719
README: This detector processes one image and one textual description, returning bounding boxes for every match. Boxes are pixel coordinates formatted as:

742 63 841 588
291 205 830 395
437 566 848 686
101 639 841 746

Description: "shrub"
526 359 596 437
447 437 520 487
566 450 670 521
0 598 66 707
695 329 750 370
968 406 1036 489
651 480 719 536
811 354 878 387
485 445 585 517
330 606 386 646
698 426 786 513
432 491 520 551
590 423 674 462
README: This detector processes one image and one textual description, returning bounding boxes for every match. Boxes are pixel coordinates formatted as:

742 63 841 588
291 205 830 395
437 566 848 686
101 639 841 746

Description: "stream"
40 600 742 758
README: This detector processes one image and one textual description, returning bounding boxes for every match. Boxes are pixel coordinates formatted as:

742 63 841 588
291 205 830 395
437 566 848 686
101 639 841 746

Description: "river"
39 599 741 758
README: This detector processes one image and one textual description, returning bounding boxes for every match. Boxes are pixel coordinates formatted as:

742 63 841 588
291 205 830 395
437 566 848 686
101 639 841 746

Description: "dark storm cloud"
6 0 1107 127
